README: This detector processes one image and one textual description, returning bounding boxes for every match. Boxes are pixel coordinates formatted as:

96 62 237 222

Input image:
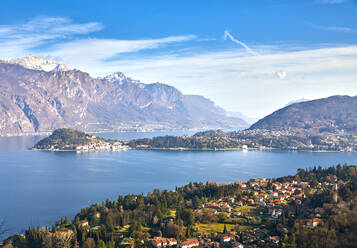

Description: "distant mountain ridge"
227 111 259 124
0 55 247 136
250 95 357 133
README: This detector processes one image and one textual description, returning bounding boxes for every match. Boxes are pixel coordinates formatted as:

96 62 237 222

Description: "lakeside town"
2 164 356 248
32 129 129 152
33 128 357 153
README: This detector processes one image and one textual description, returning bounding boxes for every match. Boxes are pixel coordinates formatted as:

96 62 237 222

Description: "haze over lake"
1 131 357 235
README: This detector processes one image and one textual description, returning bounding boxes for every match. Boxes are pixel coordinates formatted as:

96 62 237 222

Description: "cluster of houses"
185 231 280 248
152 235 245 248
242 179 307 207
207 197 235 213
204 179 307 219
75 140 127 152
197 234 245 248
152 237 199 248
192 178 331 247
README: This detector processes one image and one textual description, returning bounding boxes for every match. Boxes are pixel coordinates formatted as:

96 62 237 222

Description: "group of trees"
128 135 241 150
33 128 110 150
128 129 357 151
0 219 8 240
285 165 357 247
8 181 243 247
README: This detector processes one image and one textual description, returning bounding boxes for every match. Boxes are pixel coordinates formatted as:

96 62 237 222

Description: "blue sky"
1 0 357 117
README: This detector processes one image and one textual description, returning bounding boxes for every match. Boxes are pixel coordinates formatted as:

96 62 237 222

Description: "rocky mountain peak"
103 72 143 86
103 72 126 82
6 55 68 72
0 58 248 136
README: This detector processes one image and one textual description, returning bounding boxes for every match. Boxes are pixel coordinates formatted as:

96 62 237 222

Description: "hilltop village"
2 165 357 248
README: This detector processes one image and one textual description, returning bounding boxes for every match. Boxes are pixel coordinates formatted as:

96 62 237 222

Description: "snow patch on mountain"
103 72 143 86
6 55 68 72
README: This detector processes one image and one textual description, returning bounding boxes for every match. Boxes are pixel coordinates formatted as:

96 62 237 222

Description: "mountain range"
250 95 357 133
0 55 248 136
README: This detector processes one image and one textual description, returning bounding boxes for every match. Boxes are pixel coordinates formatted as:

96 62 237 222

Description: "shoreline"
0 128 217 137
32 147 350 153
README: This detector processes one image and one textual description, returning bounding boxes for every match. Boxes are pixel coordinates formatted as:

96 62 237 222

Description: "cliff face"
0 60 247 136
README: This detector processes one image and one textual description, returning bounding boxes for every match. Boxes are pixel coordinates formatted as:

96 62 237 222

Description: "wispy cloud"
223 30 258 56
96 45 357 117
311 23 357 34
46 35 196 68
0 16 196 67
314 0 346 4
1 17 357 117
0 17 104 58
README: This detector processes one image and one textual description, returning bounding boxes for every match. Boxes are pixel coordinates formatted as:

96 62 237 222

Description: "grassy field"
234 206 259 215
117 225 151 233
196 223 235 233
169 209 176 218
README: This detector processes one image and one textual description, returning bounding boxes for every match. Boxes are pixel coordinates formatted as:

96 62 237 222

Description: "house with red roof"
178 239 199 248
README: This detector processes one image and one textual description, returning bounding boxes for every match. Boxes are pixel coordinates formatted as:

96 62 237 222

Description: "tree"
75 216 80 225
163 222 181 238
64 216 71 225
129 220 142 234
223 224 227 233
282 212 286 225
192 196 201 209
106 241 115 248
105 216 114 232
97 240 107 248
82 237 96 248
0 219 9 239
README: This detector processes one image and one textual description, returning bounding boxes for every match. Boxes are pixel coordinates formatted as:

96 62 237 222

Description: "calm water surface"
1 131 357 235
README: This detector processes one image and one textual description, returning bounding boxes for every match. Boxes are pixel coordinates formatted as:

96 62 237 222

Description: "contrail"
224 30 258 56
224 30 287 79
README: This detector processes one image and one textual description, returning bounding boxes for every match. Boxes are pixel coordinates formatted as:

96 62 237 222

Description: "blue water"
1 131 357 236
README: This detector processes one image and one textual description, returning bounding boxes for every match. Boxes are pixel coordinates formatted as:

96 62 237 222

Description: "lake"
1 131 357 236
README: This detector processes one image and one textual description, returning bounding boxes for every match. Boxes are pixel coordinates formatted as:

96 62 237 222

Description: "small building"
231 241 244 248
152 237 168 248
152 237 178 248
268 236 280 244
221 204 232 212
79 220 89 228
168 238 177 246
178 239 199 248
208 209 217 215
305 218 324 227
220 235 231 243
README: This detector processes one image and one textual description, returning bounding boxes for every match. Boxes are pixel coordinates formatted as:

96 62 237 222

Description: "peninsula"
34 128 357 152
33 128 128 152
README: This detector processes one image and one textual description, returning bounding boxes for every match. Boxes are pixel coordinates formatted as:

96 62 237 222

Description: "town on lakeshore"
32 129 129 152
2 165 356 248
1 1 357 247
33 128 357 153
